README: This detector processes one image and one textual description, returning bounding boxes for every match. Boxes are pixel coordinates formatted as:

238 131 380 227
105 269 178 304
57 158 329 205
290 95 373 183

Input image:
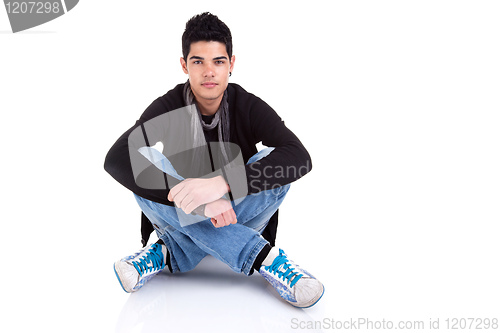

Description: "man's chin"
202 95 220 101
198 92 224 101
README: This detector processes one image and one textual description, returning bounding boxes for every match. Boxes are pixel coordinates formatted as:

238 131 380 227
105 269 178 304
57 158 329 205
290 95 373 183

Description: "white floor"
113 255 327 333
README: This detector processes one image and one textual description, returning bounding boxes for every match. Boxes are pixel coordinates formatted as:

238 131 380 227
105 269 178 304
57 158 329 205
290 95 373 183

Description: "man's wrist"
216 175 230 193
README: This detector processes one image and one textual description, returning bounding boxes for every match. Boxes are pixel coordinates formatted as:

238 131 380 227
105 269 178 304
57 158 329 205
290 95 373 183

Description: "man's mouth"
202 82 218 88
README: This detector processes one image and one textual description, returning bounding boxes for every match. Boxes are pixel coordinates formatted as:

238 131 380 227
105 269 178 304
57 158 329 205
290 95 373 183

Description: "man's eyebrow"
189 56 228 61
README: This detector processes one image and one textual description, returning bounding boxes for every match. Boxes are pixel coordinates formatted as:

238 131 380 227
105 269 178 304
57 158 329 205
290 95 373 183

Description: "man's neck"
196 96 223 116
195 91 223 116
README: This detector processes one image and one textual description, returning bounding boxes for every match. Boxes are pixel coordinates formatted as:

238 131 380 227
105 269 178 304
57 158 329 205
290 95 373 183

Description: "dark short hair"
182 12 233 62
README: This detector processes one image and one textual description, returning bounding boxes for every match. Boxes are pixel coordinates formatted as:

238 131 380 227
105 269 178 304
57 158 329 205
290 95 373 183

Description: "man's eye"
215 60 224 64
194 60 202 64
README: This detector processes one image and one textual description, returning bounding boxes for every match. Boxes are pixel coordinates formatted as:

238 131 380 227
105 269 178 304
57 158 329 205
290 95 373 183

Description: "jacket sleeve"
104 97 176 206
244 96 312 194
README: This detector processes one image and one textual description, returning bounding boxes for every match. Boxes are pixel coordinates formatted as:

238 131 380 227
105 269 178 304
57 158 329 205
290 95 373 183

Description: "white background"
1 1 499 332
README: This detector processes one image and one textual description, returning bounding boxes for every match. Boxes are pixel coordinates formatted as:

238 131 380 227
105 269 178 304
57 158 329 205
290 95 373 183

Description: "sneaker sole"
113 263 131 293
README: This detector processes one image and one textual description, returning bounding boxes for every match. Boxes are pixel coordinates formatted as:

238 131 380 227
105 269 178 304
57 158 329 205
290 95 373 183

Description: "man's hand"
204 198 237 228
167 176 229 215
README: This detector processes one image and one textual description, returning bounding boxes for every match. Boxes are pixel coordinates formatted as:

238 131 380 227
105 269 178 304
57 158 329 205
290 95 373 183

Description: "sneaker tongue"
261 247 281 267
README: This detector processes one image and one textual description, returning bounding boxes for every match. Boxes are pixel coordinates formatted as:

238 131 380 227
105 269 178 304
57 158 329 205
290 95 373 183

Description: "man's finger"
213 214 225 228
222 210 234 227
168 181 185 202
178 193 194 213
230 209 237 224
173 185 192 210
223 208 237 224
184 199 200 215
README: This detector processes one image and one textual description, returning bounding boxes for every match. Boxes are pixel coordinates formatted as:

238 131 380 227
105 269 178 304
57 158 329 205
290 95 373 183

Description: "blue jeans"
134 148 290 276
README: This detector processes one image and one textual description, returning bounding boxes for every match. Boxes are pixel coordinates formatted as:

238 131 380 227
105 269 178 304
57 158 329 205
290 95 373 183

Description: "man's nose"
203 63 215 77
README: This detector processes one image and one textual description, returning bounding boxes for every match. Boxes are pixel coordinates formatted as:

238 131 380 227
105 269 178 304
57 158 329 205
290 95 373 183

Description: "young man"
104 12 324 308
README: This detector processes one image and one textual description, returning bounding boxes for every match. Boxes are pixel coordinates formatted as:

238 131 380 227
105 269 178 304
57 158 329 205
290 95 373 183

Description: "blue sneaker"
114 243 167 293
259 248 324 308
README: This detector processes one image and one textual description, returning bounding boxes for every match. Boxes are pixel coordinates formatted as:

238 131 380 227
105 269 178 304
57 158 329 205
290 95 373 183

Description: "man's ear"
229 55 236 73
180 57 189 74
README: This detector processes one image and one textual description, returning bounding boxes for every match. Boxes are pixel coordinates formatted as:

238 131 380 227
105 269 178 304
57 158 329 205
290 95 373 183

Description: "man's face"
181 41 235 110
